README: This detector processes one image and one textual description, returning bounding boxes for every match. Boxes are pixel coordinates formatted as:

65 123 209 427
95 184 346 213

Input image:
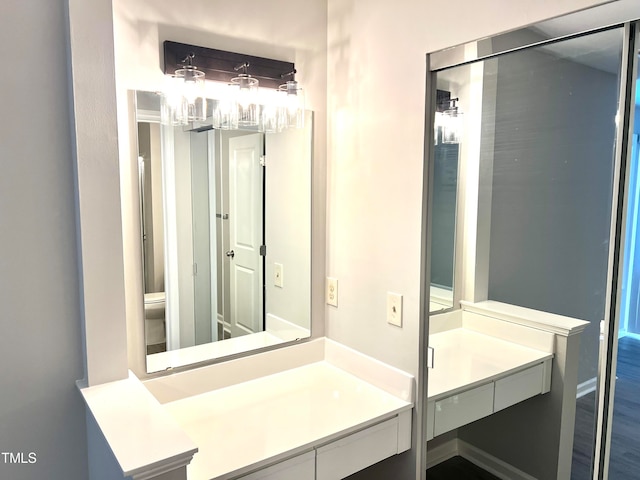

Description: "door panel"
229 133 264 337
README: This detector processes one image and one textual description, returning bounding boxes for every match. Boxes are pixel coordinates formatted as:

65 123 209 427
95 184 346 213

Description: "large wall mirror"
135 91 312 373
428 24 624 321
425 5 640 476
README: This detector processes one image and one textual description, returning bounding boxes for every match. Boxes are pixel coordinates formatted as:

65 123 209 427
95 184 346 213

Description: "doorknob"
226 250 235 259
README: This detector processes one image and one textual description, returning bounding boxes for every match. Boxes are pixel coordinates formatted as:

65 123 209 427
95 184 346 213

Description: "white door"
228 133 264 337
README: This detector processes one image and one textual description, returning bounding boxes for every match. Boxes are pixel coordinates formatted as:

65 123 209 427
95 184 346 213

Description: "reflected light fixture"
441 98 462 144
434 90 462 145
161 52 206 126
162 41 305 132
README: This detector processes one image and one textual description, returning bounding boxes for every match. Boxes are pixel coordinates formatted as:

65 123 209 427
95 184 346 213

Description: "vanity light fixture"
434 90 462 145
162 41 305 132
441 98 462 144
161 52 206 126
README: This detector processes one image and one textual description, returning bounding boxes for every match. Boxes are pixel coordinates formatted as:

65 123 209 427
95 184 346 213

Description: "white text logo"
1 452 37 464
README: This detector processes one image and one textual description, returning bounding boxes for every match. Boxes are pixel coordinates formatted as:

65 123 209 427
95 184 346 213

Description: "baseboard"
426 438 459 469
458 440 537 480
577 377 597 398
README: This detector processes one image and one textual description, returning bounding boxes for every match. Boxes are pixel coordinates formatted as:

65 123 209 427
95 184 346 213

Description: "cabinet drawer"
316 418 399 480
434 383 494 436
236 451 315 480
494 363 544 412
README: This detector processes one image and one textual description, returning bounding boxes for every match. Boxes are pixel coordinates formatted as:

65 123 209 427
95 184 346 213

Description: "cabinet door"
316 418 399 480
236 451 315 480
494 363 545 412
434 383 494 436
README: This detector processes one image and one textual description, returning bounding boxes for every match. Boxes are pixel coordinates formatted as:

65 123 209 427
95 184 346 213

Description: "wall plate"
387 292 403 327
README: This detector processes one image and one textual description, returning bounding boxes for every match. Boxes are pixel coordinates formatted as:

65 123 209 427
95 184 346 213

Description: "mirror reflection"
427 24 625 476
428 27 623 321
136 91 312 372
429 87 463 312
429 141 458 312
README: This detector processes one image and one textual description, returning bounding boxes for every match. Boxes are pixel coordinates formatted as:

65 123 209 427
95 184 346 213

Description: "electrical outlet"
327 277 338 307
387 292 403 327
274 263 283 288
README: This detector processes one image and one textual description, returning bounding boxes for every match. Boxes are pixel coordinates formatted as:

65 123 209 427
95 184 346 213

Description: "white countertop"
162 361 413 480
428 328 553 401
78 373 198 478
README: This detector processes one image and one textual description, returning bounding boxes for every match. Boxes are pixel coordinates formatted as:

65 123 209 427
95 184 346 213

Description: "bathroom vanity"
425 301 588 478
80 339 414 480
426 317 554 440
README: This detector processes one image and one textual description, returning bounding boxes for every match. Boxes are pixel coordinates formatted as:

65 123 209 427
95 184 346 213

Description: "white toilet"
144 291 166 347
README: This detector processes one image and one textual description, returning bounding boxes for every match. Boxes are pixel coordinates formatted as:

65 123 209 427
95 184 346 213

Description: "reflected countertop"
428 328 553 401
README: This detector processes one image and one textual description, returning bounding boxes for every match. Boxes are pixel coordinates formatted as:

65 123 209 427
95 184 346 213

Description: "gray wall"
0 1 88 479
430 144 459 288
485 42 619 384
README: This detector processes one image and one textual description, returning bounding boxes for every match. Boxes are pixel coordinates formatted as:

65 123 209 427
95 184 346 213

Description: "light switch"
327 277 338 307
274 263 283 288
387 292 403 327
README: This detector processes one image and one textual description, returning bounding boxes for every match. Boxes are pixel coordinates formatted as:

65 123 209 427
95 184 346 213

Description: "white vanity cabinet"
235 413 410 480
235 452 315 480
161 361 413 480
431 383 495 438
140 339 415 480
315 416 407 480
426 327 553 440
79 338 414 480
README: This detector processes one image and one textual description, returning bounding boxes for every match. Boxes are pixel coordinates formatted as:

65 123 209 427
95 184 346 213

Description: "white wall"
0 0 88 479
325 0 609 383
326 0 609 478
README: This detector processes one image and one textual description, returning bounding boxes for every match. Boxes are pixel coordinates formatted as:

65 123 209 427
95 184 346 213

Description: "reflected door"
228 133 264 337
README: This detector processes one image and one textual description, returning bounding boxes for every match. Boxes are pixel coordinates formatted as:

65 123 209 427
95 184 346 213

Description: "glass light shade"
174 66 206 123
279 80 305 129
441 108 462 144
161 75 188 126
231 75 259 127
434 111 443 145
161 65 206 126
212 97 238 130
259 90 283 133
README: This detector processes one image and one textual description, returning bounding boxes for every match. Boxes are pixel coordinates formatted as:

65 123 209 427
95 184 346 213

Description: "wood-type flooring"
571 335 640 479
